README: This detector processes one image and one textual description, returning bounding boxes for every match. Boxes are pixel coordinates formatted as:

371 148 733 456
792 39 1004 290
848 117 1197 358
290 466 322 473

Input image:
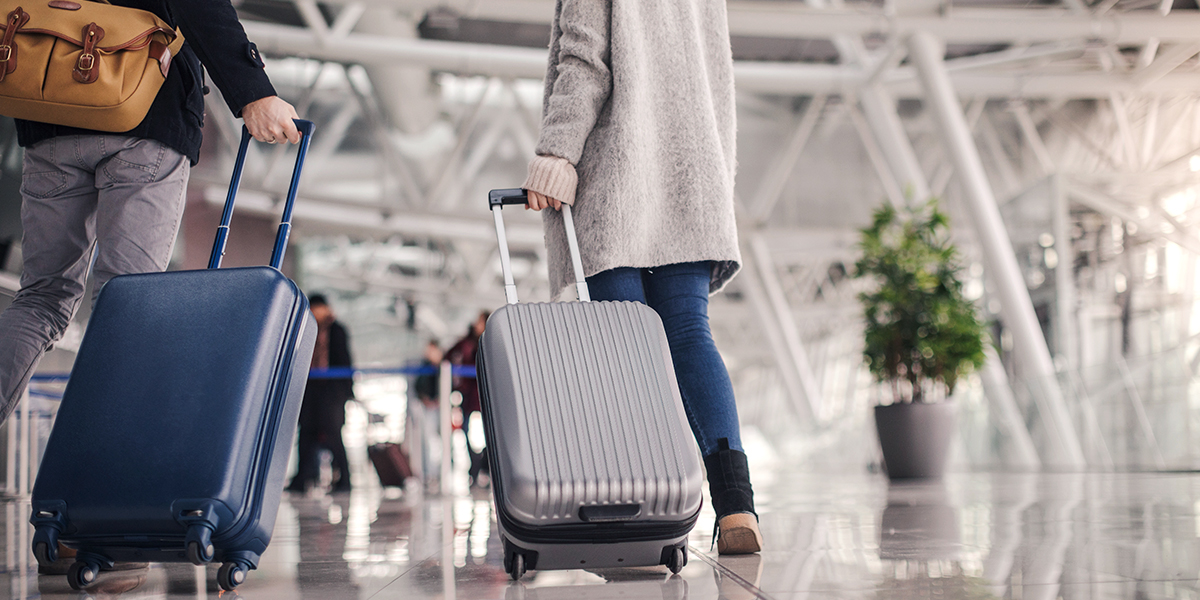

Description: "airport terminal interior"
5 0 1200 598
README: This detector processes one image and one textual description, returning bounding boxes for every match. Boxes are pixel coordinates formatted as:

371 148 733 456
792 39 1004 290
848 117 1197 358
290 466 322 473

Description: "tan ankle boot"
716 513 763 554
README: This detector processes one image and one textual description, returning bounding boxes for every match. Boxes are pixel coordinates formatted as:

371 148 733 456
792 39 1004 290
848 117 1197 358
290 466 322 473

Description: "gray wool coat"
523 0 742 298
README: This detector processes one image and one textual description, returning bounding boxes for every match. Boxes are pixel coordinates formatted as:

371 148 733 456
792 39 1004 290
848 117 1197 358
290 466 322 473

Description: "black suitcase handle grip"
489 188 529 207
488 188 589 303
208 119 316 271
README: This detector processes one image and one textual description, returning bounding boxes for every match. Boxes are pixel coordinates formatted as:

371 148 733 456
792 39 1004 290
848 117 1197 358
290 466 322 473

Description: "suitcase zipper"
494 503 701 545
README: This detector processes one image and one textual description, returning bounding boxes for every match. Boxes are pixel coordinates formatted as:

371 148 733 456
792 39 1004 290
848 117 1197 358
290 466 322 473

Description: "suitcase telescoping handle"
488 188 590 304
207 119 317 271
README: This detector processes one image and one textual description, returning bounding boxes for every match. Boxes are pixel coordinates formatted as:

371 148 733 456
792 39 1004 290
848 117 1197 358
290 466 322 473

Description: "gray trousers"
0 136 189 424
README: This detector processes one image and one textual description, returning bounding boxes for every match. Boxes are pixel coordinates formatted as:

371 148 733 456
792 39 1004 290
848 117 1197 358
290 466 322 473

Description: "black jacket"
15 0 276 165
300 321 355 429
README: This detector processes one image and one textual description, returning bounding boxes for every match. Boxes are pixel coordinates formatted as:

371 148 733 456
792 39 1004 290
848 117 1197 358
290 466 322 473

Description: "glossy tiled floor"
3 468 1200 599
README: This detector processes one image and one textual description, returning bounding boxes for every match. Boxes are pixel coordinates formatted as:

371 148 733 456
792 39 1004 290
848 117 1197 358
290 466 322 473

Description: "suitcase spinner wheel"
219 561 251 591
502 539 528 581
665 546 687 574
32 538 54 567
67 560 99 590
508 553 526 581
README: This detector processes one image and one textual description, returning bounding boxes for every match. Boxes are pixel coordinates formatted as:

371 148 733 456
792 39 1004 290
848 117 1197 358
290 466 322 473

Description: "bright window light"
1163 188 1196 219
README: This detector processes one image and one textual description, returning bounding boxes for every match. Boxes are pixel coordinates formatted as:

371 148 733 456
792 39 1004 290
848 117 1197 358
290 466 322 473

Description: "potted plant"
854 201 987 479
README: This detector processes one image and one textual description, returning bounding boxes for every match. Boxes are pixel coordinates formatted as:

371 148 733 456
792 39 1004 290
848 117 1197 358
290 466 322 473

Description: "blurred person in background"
445 311 489 487
413 339 443 488
287 294 355 494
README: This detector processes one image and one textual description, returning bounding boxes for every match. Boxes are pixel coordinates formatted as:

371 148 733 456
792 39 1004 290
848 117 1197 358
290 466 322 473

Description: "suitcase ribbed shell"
479 300 703 527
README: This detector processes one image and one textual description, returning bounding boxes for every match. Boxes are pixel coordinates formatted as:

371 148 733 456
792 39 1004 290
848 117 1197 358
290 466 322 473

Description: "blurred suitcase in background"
369 442 413 487
30 122 316 593
477 189 704 581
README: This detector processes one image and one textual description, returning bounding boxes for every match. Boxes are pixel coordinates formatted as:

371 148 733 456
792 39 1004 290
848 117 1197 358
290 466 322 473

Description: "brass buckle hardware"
0 46 10 63
77 53 93 71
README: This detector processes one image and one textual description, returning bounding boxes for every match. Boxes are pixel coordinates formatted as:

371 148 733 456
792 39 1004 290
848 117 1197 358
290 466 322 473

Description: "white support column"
1011 102 1057 176
4 398 14 495
439 360 453 494
19 390 29 495
1051 176 1079 370
1109 94 1139 169
751 95 827 224
355 8 440 135
5 502 13 573
909 31 1085 469
739 258 812 425
830 35 930 203
847 105 906 208
860 84 931 202
746 236 822 424
980 349 1042 470
977 113 1022 198
1141 96 1161 169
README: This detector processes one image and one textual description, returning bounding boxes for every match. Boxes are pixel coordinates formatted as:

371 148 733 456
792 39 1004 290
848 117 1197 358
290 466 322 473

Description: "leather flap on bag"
0 7 30 81
0 1 177 58
70 21 100 83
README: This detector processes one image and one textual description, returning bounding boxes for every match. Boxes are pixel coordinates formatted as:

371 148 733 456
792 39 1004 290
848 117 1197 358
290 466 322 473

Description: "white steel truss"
187 0 1200 469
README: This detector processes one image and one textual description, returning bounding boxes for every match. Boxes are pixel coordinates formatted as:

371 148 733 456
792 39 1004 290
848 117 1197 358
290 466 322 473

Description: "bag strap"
72 23 103 83
147 23 184 79
0 7 29 82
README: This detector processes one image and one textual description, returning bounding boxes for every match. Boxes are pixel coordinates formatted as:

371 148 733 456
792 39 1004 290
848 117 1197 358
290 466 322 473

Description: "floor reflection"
0 471 1199 599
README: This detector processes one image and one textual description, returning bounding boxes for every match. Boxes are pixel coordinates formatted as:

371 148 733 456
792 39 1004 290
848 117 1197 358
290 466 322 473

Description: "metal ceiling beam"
244 22 547 79
244 22 1200 99
201 183 853 267
740 65 1200 98
202 186 546 246
303 1 1200 45
725 6 1200 45
1132 42 1200 89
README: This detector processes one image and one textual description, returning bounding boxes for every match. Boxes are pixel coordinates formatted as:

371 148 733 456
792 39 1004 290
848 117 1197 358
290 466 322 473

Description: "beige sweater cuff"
522 155 577 206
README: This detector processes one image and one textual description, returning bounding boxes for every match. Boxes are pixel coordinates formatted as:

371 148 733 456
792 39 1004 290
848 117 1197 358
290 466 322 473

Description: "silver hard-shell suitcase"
477 189 704 580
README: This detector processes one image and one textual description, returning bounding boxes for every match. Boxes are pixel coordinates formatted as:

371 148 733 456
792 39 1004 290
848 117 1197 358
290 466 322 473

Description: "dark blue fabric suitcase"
30 121 317 592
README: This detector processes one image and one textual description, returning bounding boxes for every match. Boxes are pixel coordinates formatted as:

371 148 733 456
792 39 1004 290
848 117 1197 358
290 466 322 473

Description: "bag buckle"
77 53 94 71
0 45 10 63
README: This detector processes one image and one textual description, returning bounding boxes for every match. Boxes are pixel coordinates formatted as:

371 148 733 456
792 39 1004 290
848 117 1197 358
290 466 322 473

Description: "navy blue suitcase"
30 121 317 592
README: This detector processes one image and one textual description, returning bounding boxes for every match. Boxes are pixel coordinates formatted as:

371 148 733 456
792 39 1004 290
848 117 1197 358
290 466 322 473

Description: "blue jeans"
586 262 742 457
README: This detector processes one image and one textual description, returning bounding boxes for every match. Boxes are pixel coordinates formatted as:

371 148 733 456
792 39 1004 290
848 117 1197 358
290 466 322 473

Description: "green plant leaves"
853 200 987 402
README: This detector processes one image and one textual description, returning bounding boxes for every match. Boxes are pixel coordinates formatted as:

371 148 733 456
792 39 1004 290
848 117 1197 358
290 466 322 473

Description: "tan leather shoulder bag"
0 0 184 132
